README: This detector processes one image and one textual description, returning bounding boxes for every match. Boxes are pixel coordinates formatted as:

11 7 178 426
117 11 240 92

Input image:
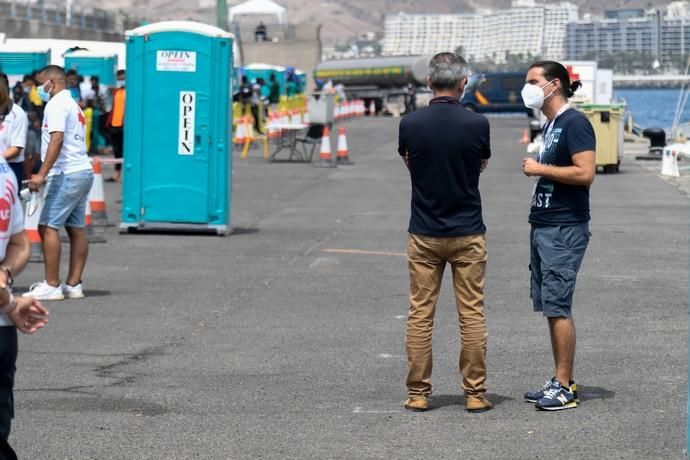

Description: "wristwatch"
0 266 12 288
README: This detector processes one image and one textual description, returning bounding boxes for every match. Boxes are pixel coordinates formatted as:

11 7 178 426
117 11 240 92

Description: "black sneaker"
524 377 578 403
535 380 577 411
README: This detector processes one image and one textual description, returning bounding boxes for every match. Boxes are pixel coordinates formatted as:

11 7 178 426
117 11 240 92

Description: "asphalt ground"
7 115 689 459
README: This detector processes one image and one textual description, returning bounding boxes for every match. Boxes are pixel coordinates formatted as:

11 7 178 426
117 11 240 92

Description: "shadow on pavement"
12 288 111 298
430 392 514 410
578 385 616 401
231 227 260 236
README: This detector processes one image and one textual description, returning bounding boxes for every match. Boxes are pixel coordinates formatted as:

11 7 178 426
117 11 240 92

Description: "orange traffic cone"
336 126 354 165
245 115 255 140
518 129 530 144
234 116 247 145
89 157 113 227
23 190 43 263
267 112 279 139
315 126 336 168
85 200 106 243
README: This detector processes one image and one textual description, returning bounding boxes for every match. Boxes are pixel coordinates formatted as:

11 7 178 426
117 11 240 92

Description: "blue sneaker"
524 377 578 403
535 380 577 411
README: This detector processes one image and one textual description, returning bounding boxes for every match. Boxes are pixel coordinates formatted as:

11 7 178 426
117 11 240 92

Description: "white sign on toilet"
157 51 197 72
179 91 195 155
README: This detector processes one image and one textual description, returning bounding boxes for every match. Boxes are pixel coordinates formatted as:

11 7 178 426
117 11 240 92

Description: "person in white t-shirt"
0 74 28 189
0 156 49 449
23 66 94 301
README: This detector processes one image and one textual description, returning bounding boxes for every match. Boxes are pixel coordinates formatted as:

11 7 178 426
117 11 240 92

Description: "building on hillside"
668 1 690 18
381 1 578 64
542 3 579 59
381 13 479 57
566 6 690 69
228 0 321 87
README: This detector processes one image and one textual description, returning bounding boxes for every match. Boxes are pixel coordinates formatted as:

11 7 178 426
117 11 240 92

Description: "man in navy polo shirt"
398 52 492 413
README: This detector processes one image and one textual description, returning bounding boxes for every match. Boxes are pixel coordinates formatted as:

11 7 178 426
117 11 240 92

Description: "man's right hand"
28 173 46 192
8 297 49 334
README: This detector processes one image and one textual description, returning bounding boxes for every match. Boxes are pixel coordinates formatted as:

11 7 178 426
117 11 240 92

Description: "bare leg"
65 226 88 286
548 317 576 386
38 225 61 287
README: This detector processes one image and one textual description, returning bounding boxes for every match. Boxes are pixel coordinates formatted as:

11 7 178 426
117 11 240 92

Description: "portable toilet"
120 21 234 235
0 47 50 81
243 63 286 95
294 70 306 94
64 50 118 86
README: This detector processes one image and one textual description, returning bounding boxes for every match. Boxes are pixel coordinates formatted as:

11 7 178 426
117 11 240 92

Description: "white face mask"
521 79 556 110
37 83 52 102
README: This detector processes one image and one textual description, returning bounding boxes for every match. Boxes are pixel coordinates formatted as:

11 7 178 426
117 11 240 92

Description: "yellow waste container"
579 104 625 173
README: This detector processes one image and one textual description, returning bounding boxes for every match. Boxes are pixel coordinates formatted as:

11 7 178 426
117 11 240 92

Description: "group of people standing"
399 54 595 413
237 73 281 134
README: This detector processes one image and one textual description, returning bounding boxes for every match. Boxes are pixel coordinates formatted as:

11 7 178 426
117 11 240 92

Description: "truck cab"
462 71 531 116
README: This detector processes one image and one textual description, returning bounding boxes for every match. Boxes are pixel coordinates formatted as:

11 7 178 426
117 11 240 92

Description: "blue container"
64 51 118 85
243 63 286 96
0 48 50 77
120 21 234 235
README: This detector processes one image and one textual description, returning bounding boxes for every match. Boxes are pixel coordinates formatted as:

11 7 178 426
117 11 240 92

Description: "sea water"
614 88 689 130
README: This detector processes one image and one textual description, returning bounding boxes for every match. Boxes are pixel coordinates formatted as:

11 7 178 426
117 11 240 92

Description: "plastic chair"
295 124 324 162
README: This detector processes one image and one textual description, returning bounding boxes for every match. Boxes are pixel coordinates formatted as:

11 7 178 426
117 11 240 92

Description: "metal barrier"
0 0 140 33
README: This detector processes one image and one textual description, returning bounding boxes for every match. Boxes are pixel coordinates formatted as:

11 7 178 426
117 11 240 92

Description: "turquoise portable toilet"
243 63 286 95
120 21 233 235
64 50 118 86
295 70 306 94
0 47 50 79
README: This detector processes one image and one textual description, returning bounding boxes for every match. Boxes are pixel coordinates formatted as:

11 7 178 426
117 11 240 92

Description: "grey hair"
428 53 468 90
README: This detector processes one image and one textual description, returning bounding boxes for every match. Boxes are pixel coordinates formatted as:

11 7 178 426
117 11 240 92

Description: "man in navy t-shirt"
521 61 596 411
398 52 492 414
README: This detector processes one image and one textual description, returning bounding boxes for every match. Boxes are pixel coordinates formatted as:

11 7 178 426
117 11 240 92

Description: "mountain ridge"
97 0 676 44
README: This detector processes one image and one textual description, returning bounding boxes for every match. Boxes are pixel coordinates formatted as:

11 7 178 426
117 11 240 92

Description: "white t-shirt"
41 89 91 176
0 103 28 164
0 162 25 327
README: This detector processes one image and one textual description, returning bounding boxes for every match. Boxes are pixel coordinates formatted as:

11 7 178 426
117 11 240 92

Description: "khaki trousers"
405 233 488 397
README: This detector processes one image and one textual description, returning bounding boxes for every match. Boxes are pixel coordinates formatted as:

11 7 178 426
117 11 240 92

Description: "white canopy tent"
229 0 287 24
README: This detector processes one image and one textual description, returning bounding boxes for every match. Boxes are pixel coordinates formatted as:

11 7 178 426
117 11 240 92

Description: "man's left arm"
523 151 595 186
398 119 409 170
523 115 596 186
480 118 491 173
0 203 48 334
1 197 31 281
1 232 30 280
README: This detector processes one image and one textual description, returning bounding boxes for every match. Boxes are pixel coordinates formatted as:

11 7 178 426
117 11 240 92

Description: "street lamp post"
216 0 228 31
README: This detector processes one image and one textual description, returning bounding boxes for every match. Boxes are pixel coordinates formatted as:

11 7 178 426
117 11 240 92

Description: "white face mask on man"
521 79 556 110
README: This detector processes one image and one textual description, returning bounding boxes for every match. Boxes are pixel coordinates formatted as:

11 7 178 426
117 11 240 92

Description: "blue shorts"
39 170 94 230
530 223 590 318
